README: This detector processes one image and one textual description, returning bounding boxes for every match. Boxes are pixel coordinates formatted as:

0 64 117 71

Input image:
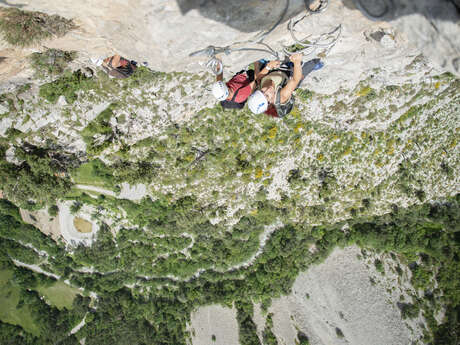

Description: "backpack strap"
107 56 115 68
231 84 245 102
226 70 253 103
274 73 295 118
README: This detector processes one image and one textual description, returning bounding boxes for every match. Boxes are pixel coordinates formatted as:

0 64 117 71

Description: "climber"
101 54 138 79
248 53 323 118
211 57 258 109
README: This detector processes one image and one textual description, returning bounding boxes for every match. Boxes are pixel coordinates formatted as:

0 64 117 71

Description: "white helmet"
248 90 268 114
211 81 229 101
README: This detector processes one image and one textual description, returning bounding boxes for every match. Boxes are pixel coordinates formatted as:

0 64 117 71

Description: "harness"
264 69 295 118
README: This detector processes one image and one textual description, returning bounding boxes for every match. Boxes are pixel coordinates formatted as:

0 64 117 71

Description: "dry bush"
0 7 75 47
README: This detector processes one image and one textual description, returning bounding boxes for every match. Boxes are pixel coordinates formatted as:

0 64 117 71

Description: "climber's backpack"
103 56 137 79
220 69 255 109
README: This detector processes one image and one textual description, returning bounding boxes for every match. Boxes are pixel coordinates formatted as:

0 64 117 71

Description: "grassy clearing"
36 280 79 310
71 159 115 188
0 8 75 46
0 269 40 336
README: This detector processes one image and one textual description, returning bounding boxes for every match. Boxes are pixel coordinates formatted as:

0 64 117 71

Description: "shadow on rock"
175 0 307 32
176 0 459 32
342 0 460 22
0 0 26 8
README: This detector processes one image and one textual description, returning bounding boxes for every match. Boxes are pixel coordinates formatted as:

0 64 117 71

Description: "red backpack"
220 70 254 109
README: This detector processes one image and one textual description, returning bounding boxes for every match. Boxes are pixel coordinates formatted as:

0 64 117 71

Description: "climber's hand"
267 60 280 70
289 53 302 64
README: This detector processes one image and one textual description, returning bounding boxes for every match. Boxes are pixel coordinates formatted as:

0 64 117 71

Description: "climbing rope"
284 21 342 57
189 0 341 73
283 0 341 57
206 58 223 75
189 44 279 59
189 0 291 70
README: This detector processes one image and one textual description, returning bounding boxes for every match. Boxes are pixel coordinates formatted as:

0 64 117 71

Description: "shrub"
0 8 75 46
48 205 59 217
0 144 73 210
398 302 419 319
335 327 344 338
39 69 96 104
80 104 117 155
70 201 82 214
298 331 310 345
374 259 384 274
29 48 77 78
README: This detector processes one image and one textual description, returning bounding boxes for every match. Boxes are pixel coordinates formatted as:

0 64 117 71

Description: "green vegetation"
29 48 77 79
36 281 79 310
71 159 115 188
0 269 40 336
0 8 75 46
0 63 458 345
335 327 344 338
48 205 59 217
263 313 279 345
39 69 96 104
80 104 117 156
236 300 261 345
296 88 313 102
285 39 311 53
0 144 74 210
398 302 419 320
0 263 88 344
374 259 384 274
297 331 310 345
0 192 459 345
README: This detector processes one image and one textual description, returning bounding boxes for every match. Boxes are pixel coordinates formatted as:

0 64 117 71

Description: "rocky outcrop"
0 0 459 88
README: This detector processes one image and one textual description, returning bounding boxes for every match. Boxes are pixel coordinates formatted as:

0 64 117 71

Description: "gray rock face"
255 247 422 345
175 0 305 32
347 0 460 74
1 0 459 80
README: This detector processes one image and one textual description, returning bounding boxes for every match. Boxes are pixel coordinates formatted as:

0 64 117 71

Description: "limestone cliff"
0 1 459 345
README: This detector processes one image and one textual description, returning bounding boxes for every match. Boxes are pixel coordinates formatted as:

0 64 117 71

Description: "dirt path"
75 184 116 197
75 183 147 201
11 259 60 280
139 220 283 283
70 313 87 335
